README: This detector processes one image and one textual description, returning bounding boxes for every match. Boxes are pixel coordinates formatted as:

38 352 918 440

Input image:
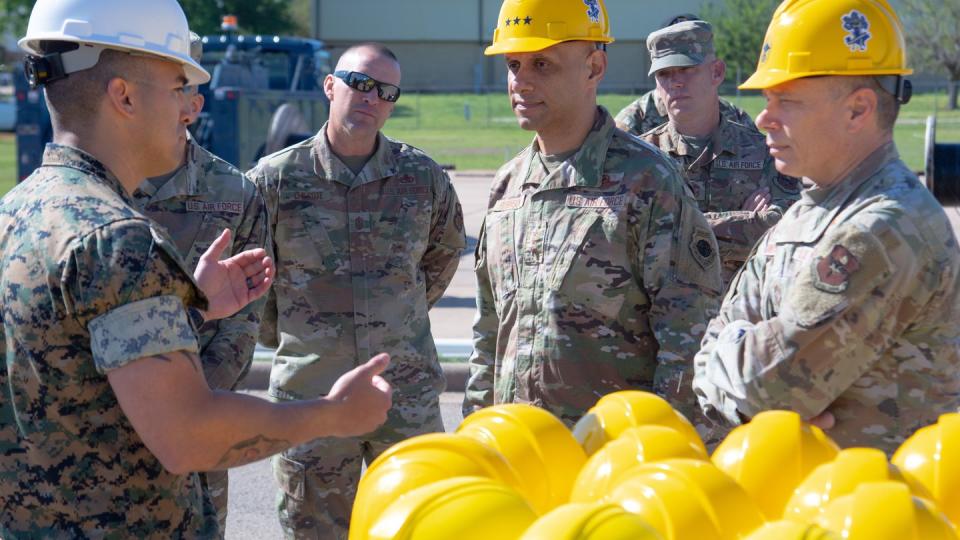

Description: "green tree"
0 0 33 39
180 0 303 37
900 0 960 110
701 0 780 85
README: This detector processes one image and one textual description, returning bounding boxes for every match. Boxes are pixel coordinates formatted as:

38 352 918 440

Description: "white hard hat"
19 0 210 86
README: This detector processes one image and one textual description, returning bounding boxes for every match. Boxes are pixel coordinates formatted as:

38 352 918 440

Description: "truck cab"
15 28 330 181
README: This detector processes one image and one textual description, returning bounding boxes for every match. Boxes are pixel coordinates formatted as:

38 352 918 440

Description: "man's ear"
105 77 135 117
711 59 727 87
323 74 336 101
587 48 607 83
846 87 877 133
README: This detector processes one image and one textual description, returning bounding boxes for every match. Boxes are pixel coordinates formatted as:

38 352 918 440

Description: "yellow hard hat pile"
349 394 960 540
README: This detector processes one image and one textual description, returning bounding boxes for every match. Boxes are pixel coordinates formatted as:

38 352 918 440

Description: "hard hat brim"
739 67 914 91
484 36 614 56
19 34 210 86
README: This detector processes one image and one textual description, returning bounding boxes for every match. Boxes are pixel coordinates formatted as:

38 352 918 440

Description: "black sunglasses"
333 70 401 103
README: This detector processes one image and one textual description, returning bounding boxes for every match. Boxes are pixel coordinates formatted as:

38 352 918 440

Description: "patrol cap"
647 20 714 76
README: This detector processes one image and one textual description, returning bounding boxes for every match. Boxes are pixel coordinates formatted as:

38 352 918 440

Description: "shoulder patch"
690 227 717 270
812 244 860 293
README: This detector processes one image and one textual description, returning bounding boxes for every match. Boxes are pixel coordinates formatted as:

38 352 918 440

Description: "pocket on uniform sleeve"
674 200 722 294
273 454 306 501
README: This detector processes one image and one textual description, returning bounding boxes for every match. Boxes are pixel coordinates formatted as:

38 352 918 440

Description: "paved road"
224 391 465 539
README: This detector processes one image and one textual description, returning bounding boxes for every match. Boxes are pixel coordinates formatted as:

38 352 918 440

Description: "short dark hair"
835 76 900 132
339 42 398 64
40 43 146 130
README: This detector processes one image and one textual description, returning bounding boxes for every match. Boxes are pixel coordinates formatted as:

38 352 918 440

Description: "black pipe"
925 116 960 206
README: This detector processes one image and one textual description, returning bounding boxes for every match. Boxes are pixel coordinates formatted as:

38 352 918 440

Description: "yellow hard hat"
570 425 708 503
606 458 765 540
484 0 614 56
740 0 912 90
519 503 664 540
745 521 839 540
456 404 586 513
572 390 705 456
815 482 959 540
712 410 840 520
349 433 526 540
893 413 960 526
365 476 539 540
785 447 933 523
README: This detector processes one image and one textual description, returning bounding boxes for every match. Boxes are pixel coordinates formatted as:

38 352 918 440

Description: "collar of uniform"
663 113 731 158
313 123 398 186
799 141 900 209
528 106 616 191
41 143 134 206
136 137 205 203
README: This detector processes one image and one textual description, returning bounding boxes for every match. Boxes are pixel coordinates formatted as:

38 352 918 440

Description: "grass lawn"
0 133 15 197
2 92 958 197
381 91 960 173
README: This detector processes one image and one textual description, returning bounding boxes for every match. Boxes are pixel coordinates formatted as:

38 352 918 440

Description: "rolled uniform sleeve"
199 182 271 389
707 168 801 267
423 169 466 307
463 222 496 414
67 219 205 373
639 187 723 425
694 219 912 423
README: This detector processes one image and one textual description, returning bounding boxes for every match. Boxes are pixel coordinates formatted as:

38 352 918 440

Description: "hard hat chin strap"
876 75 912 105
24 44 105 89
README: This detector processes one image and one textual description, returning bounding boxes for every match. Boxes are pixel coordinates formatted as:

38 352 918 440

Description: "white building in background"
309 0 705 92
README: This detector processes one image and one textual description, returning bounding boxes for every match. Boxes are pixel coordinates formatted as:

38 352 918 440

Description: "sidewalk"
238 171 494 393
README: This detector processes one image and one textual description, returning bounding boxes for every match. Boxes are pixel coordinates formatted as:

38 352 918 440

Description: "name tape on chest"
566 193 626 210
185 200 242 214
492 196 524 212
384 185 429 197
292 191 326 202
714 159 764 170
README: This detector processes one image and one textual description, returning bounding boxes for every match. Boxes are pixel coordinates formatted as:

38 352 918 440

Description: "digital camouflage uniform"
640 116 801 286
614 89 755 137
249 126 465 539
463 107 723 428
0 145 218 538
694 143 960 455
133 136 269 535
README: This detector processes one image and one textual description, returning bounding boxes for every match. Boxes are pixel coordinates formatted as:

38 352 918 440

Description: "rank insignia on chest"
351 212 373 233
813 244 860 293
185 200 242 214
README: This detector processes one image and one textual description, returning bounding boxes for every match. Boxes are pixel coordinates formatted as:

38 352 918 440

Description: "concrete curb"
237 362 470 393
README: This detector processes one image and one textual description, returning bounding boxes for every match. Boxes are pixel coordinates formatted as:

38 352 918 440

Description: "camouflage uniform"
249 125 465 539
694 143 960 455
133 136 269 535
640 116 801 285
0 145 218 537
463 107 723 427
614 89 755 136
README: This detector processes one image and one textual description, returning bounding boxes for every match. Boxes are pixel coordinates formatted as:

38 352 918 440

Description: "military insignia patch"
841 10 871 52
583 0 601 23
813 244 860 293
690 228 716 270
